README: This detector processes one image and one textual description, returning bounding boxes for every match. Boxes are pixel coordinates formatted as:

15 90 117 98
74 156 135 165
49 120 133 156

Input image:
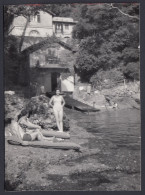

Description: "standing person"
49 89 65 132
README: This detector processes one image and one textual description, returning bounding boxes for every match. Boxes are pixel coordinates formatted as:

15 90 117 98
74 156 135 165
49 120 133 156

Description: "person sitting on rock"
11 109 57 142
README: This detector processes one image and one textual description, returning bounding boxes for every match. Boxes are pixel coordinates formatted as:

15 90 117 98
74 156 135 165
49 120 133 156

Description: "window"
45 49 59 64
65 24 69 30
55 23 63 33
56 24 61 30
29 14 41 23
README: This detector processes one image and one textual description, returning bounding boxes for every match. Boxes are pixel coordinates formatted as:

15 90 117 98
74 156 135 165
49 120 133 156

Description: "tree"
90 68 124 89
72 3 139 82
123 62 139 80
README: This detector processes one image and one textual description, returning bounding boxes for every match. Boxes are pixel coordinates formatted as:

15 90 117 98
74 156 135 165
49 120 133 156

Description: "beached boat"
7 136 81 151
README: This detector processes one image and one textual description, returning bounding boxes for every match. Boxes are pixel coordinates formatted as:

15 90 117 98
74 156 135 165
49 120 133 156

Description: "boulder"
25 95 70 131
5 93 70 132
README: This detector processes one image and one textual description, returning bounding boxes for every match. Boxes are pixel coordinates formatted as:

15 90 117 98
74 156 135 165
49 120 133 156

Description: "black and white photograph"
4 2 140 191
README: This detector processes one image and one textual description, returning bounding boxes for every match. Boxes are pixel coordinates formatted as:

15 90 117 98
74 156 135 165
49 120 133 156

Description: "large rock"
25 95 70 131
5 93 70 132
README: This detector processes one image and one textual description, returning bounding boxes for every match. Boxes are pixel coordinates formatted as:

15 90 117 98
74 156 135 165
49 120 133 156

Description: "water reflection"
67 108 141 151
63 109 141 190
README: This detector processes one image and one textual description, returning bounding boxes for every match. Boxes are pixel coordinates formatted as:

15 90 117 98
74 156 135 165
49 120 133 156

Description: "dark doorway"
51 72 60 91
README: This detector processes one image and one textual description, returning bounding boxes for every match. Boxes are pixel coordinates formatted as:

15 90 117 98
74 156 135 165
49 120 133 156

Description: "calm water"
75 109 141 150
52 109 141 191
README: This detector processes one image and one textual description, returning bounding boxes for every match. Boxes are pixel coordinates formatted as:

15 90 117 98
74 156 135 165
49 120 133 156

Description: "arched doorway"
51 72 61 91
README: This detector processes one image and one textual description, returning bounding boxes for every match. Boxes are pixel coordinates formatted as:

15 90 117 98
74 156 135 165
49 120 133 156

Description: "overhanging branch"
106 3 139 20
19 16 30 53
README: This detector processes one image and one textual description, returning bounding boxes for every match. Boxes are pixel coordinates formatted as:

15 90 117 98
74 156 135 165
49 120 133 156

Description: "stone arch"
29 30 40 37
22 36 77 54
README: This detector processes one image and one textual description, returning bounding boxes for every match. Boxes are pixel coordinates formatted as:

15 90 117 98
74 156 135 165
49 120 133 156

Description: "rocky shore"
5 93 69 136
4 82 140 191
5 108 141 191
73 81 140 111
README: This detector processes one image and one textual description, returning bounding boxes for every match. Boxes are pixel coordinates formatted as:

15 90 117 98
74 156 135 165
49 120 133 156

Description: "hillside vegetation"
45 3 139 84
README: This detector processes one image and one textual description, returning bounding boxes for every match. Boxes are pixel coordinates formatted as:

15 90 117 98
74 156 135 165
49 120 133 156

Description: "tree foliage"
90 69 124 89
4 5 41 35
123 62 139 80
72 3 139 81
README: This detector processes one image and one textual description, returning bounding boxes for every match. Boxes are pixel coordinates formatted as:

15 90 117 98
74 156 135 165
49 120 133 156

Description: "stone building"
9 10 77 94
10 10 77 40
52 17 77 40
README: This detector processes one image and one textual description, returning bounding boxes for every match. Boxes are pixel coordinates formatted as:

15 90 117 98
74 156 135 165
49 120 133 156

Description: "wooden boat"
73 105 100 112
7 136 81 151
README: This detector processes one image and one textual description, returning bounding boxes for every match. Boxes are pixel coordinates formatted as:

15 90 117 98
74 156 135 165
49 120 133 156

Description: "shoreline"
5 111 101 191
4 83 140 191
5 108 140 191
72 81 140 111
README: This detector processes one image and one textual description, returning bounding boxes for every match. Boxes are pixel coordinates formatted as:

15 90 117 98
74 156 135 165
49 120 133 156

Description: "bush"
123 62 140 80
90 69 124 89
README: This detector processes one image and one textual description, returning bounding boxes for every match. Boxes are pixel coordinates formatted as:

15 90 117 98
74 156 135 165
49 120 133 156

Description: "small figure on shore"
87 84 91 95
104 95 118 109
104 95 112 106
49 89 65 132
11 109 56 142
112 102 118 109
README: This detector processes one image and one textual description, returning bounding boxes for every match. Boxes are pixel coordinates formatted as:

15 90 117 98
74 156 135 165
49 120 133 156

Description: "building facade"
10 10 77 94
10 11 77 39
52 17 77 39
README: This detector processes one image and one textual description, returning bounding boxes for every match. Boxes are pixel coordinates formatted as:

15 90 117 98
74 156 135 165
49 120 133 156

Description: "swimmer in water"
49 89 65 132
